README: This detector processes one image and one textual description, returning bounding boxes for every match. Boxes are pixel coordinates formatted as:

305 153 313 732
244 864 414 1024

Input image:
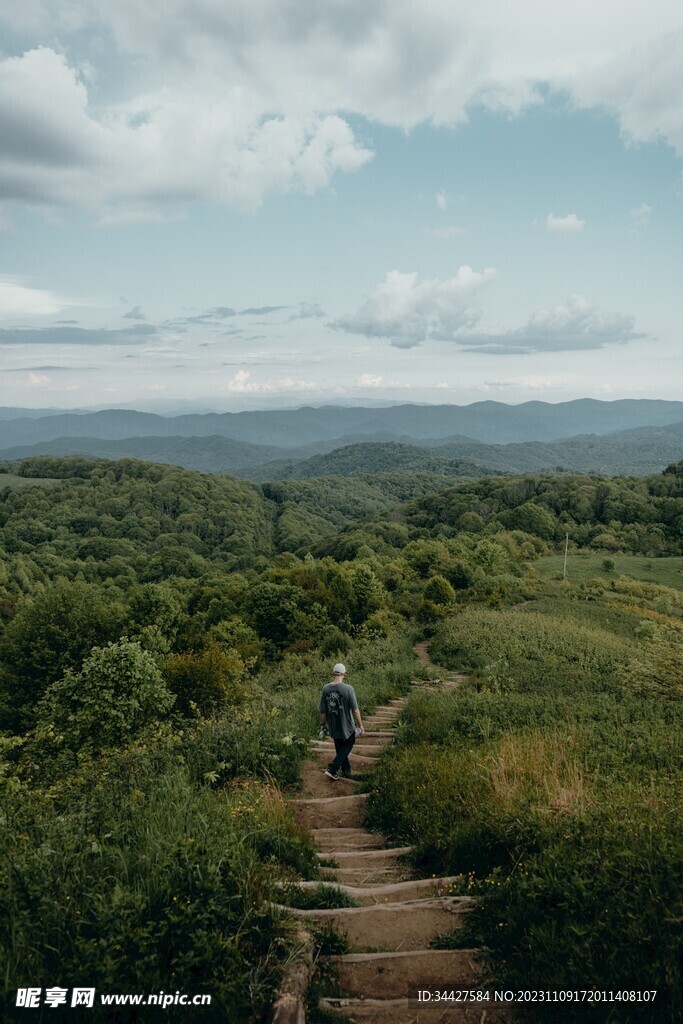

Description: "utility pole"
563 532 569 578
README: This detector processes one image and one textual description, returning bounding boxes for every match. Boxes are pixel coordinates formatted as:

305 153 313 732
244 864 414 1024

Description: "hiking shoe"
340 770 352 778
324 769 340 780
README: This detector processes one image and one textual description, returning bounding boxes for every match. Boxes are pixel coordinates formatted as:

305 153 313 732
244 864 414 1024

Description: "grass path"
274 645 515 1023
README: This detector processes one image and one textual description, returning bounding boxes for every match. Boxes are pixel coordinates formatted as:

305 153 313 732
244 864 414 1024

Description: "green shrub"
36 639 175 753
165 644 248 715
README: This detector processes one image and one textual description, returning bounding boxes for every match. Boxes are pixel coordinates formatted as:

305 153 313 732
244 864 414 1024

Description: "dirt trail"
279 646 514 1022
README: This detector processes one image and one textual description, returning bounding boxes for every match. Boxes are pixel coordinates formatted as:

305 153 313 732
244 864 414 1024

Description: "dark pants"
328 733 356 775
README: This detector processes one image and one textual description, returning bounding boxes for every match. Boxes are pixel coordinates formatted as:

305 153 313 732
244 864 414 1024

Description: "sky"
1 1 683 412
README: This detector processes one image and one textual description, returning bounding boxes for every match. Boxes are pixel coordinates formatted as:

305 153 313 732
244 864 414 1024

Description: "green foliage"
423 574 456 606
0 746 315 1023
626 623 683 699
36 639 175 753
183 708 311 788
165 645 248 716
369 596 682 1021
430 606 631 694
0 578 123 729
278 883 361 909
1 453 682 1021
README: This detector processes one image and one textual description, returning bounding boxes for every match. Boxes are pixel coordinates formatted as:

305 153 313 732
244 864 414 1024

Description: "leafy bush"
36 639 175 753
165 644 248 715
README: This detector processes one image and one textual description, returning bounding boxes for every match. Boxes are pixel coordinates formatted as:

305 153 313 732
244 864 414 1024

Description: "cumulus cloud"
435 189 449 210
546 212 586 235
2 6 683 217
122 305 146 320
356 374 385 387
570 30 683 160
0 49 372 212
457 295 644 354
332 266 498 348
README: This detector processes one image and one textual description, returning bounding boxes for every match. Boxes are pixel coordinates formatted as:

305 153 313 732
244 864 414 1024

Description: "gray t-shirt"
319 681 358 740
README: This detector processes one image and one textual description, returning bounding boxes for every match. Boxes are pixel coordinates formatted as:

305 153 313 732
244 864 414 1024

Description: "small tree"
0 579 122 730
424 574 456 606
37 639 175 751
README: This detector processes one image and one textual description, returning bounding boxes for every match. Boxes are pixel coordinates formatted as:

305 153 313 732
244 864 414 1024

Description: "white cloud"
483 374 577 390
435 189 449 210
2 5 683 216
0 48 372 212
0 279 69 317
356 374 384 387
546 212 586 235
28 372 49 386
332 266 498 348
225 369 317 393
458 294 644 354
630 202 652 229
569 30 683 160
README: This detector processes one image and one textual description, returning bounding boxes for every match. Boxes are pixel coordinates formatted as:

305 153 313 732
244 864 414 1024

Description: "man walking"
319 663 365 780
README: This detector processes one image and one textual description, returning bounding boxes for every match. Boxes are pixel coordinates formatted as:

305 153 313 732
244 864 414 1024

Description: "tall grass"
368 607 682 1022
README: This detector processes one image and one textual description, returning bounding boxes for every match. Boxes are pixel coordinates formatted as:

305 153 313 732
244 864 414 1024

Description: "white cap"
332 663 346 675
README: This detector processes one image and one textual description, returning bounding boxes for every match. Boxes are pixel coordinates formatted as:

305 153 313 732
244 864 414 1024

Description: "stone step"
312 827 386 851
278 875 463 906
326 949 484 999
316 840 386 853
319 997 513 1022
290 793 368 830
316 846 413 867
286 896 473 952
320 863 412 885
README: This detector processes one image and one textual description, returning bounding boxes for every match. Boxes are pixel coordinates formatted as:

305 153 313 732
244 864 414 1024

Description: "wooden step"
319 997 514 1022
286 896 473 951
327 949 484 999
290 793 368 830
278 876 463 906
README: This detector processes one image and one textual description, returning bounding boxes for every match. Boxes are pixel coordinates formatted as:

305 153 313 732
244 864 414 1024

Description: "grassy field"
533 552 683 590
368 596 682 1022
0 473 62 488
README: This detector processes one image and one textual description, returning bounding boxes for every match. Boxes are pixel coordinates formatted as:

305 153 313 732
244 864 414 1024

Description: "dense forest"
0 455 681 1021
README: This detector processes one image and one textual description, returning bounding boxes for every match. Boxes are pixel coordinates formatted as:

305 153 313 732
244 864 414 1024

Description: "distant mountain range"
2 398 683 448
2 420 682 479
